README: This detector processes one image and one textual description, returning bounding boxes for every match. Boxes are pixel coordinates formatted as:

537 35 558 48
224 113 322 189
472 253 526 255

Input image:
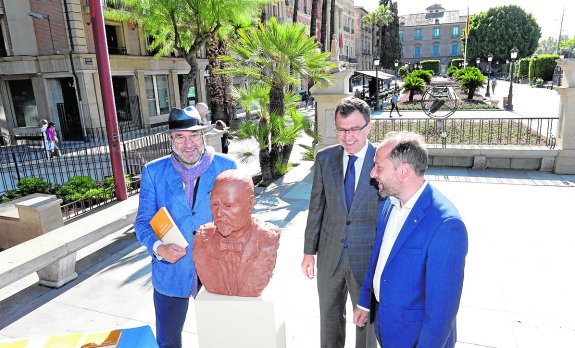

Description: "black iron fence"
60 177 142 221
369 116 557 148
0 126 171 194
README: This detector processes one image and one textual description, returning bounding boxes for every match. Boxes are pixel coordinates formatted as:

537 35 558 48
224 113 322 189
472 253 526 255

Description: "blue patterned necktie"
344 155 358 212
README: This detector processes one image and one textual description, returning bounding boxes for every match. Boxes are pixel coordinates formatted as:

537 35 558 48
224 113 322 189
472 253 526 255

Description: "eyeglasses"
336 122 369 136
172 133 203 144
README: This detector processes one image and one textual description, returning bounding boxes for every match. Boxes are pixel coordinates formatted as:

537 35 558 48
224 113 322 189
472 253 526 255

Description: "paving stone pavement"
1 160 574 347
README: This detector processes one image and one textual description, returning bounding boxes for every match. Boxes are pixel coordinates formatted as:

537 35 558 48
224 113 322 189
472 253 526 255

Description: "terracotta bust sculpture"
193 170 281 297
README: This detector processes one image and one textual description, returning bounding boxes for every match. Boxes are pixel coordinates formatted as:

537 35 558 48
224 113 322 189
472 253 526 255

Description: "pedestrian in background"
491 77 497 94
353 131 468 348
46 122 60 158
214 120 230 154
39 119 50 157
195 102 210 124
134 106 237 348
389 92 402 118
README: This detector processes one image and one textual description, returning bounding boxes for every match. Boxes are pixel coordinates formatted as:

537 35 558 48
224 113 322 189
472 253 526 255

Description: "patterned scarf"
171 146 215 208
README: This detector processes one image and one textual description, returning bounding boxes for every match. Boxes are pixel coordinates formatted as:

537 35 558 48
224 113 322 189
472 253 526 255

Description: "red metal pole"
88 0 127 200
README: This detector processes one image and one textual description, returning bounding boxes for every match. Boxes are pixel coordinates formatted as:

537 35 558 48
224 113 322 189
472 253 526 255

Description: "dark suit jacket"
358 184 468 348
304 143 380 285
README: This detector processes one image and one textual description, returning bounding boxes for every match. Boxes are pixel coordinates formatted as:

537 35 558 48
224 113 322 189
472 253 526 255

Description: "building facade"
398 4 466 66
0 0 207 138
353 6 375 70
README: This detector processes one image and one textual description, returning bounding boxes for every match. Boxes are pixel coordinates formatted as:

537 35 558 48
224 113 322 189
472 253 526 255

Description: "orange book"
80 329 122 347
150 207 189 248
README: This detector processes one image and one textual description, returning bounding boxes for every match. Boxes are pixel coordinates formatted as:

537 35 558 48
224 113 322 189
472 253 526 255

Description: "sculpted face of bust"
210 171 255 237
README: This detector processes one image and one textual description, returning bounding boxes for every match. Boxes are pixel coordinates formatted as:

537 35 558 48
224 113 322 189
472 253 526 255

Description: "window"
451 44 459 56
414 46 421 58
9 79 39 128
433 27 440 39
415 29 422 40
433 44 440 57
452 26 460 37
145 75 171 117
399 30 403 41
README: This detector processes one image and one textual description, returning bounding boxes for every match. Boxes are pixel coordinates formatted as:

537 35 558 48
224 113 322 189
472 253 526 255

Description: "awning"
355 70 395 82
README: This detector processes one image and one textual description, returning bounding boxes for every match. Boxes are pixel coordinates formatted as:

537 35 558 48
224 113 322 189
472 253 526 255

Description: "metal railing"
60 177 141 221
0 126 171 195
369 116 557 148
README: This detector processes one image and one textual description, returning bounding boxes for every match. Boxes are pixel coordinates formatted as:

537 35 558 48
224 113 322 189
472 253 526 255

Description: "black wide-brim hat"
167 107 213 132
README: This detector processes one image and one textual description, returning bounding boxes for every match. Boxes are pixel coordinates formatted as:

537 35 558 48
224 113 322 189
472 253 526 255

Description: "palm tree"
207 36 234 125
205 12 255 126
402 75 426 102
329 0 335 52
293 0 299 23
233 86 317 181
361 5 392 63
106 0 269 108
320 0 328 51
310 0 318 37
455 67 486 99
219 18 334 184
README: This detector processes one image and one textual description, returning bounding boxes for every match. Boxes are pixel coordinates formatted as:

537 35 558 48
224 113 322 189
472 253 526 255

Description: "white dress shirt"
343 142 369 190
372 181 428 301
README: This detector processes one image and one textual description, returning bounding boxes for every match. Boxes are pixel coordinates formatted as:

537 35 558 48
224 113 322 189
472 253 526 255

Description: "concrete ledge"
0 196 139 289
427 145 559 171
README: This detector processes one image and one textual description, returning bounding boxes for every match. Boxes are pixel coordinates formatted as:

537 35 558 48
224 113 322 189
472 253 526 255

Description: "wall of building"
4 0 39 56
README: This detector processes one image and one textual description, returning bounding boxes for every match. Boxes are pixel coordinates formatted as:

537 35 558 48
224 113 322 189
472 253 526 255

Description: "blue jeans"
153 289 189 348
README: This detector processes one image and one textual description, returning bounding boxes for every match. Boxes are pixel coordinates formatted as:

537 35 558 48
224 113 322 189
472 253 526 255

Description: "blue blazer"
134 153 237 298
358 184 468 348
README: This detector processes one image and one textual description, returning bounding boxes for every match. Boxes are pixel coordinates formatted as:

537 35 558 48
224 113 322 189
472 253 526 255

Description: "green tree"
560 36 575 50
409 70 432 84
455 67 486 100
537 36 561 54
220 18 333 184
378 0 402 69
106 0 268 108
464 5 540 65
402 75 425 102
362 5 392 64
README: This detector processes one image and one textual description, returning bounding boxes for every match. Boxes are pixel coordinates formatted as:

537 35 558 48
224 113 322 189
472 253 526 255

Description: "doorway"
57 78 83 141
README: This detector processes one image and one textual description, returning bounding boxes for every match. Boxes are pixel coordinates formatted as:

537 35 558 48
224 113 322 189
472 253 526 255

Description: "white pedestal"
195 289 286 348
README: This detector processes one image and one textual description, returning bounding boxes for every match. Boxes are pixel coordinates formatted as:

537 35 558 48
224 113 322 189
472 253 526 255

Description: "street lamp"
506 47 519 111
374 58 381 111
394 59 399 90
476 57 481 66
532 55 538 85
28 11 55 54
486 54 493 97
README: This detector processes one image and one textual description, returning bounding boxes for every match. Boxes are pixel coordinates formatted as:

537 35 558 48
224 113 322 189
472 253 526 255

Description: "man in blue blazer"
135 107 236 348
353 131 468 348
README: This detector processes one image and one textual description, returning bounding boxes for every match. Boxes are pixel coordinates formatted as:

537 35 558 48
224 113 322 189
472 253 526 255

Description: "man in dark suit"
353 131 468 348
302 97 380 348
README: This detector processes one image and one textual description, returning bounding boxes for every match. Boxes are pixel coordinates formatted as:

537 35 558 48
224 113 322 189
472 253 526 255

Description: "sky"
353 0 573 40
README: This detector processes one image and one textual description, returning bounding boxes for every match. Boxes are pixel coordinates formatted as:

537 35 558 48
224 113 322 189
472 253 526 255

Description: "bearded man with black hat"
135 106 237 348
